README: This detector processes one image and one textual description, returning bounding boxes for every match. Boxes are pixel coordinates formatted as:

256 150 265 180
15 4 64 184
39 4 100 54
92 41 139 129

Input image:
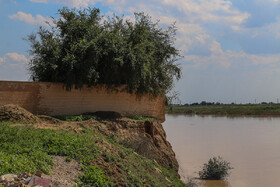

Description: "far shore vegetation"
166 101 280 116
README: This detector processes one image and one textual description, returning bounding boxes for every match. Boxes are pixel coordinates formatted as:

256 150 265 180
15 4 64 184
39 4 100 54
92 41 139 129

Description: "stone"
35 171 43 177
165 177 171 183
0 174 17 183
18 172 31 179
20 184 30 187
154 167 162 174
25 177 32 184
28 177 51 187
20 184 31 187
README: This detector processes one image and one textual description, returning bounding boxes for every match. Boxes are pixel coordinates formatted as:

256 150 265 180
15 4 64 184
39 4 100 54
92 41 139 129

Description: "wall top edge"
0 80 124 87
0 80 62 85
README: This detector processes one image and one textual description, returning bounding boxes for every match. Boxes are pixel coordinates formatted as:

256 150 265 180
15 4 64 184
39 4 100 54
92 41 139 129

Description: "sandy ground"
42 156 82 187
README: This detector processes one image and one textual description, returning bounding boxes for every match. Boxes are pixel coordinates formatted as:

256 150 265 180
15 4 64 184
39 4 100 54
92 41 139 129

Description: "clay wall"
0 81 165 121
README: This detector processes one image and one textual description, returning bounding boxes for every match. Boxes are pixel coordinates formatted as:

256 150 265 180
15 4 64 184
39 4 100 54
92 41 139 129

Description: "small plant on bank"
54 115 98 121
127 116 154 121
198 156 233 180
77 166 112 186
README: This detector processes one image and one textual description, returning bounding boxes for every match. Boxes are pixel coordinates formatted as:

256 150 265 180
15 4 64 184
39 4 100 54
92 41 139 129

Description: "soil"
0 104 39 123
42 156 82 187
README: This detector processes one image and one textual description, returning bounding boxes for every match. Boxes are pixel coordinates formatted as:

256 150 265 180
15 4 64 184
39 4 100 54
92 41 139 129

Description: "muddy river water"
163 114 280 187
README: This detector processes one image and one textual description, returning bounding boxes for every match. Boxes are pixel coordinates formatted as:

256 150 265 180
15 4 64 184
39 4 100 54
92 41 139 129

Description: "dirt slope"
0 104 39 123
1 104 182 185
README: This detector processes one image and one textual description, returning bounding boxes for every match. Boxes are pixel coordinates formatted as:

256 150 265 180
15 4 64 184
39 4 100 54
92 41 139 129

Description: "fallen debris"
0 155 82 187
28 177 50 187
0 172 49 187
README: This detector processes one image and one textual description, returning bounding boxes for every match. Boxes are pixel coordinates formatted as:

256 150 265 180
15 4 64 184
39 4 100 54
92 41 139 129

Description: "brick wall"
0 81 165 121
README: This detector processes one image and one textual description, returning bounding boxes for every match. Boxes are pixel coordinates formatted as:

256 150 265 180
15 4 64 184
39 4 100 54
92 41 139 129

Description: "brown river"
163 114 280 187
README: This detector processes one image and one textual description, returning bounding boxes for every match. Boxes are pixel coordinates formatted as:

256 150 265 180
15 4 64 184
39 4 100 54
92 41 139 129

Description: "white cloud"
158 0 250 24
0 53 28 65
29 0 95 7
0 53 29 81
267 17 280 38
185 39 280 69
27 0 250 24
29 0 48 3
9 11 52 26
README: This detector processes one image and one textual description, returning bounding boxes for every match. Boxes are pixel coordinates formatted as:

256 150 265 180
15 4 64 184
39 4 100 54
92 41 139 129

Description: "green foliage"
77 166 112 187
167 104 280 116
199 156 233 180
127 115 154 121
118 151 186 187
0 123 98 175
27 7 181 96
0 151 51 175
54 115 98 121
0 121 186 186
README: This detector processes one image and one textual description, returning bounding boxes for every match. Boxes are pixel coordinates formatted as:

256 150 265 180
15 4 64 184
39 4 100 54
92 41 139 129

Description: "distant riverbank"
166 104 280 116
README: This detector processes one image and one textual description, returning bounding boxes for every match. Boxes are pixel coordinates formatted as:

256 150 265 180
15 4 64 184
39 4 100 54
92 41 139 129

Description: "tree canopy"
27 7 181 96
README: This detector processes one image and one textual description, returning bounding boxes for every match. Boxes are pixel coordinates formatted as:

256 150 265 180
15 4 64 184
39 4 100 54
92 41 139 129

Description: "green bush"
77 166 112 186
0 123 98 175
198 156 233 180
54 115 98 121
27 7 181 96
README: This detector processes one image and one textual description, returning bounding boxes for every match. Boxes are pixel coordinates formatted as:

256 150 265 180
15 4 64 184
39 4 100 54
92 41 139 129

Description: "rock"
25 177 32 184
155 167 162 174
35 171 43 177
165 177 171 183
18 172 31 179
0 174 18 183
153 159 159 165
28 177 50 187
20 184 31 187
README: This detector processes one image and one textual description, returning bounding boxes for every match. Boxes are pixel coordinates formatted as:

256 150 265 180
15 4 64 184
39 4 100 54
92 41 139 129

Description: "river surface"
163 114 280 187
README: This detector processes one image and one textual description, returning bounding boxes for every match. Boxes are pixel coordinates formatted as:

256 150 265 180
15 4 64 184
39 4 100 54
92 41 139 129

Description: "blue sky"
0 0 280 104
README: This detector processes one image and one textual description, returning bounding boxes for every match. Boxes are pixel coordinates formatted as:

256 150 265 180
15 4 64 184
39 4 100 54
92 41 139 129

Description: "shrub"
54 115 98 121
198 156 233 180
77 166 112 186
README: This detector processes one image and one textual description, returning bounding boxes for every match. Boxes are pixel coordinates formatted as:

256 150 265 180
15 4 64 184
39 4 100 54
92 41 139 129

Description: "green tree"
27 7 181 96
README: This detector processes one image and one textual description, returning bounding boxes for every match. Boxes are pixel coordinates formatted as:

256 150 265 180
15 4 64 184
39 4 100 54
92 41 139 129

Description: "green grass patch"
77 166 113 186
0 121 185 186
118 150 186 187
0 122 111 186
127 116 154 121
54 114 98 121
167 104 280 116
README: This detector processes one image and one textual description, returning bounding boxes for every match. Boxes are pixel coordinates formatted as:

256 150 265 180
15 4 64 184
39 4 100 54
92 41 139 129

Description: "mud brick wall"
0 81 165 121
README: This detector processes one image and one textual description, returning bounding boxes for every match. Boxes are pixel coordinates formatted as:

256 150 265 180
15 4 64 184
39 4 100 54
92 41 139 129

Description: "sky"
0 0 280 104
